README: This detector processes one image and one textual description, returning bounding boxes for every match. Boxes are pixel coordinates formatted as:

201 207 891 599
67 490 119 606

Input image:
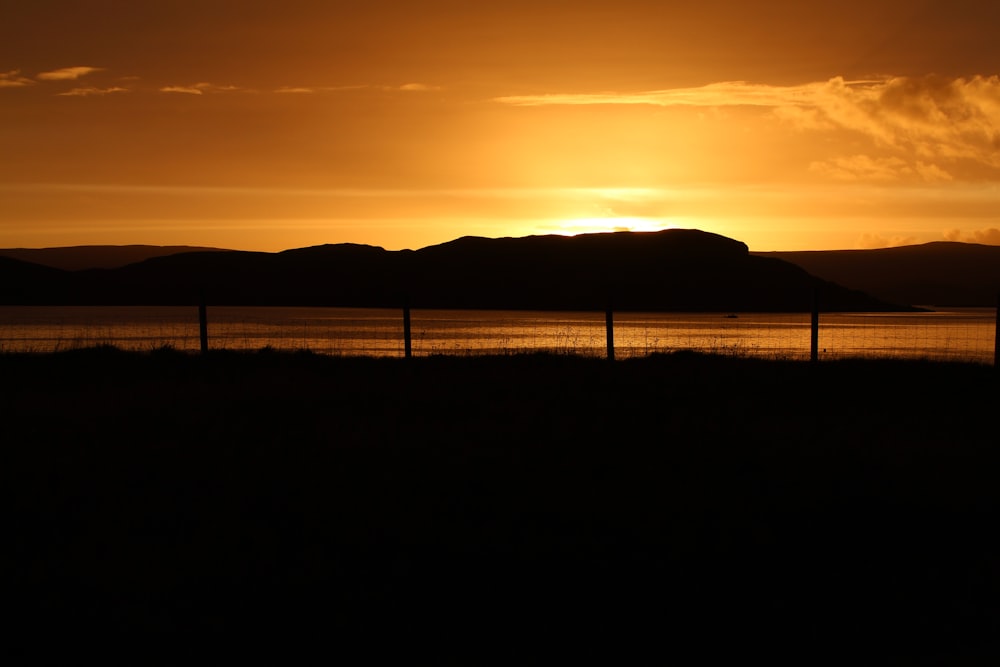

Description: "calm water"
0 306 995 363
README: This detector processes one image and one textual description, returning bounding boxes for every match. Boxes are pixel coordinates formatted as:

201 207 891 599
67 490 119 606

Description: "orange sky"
2 0 999 252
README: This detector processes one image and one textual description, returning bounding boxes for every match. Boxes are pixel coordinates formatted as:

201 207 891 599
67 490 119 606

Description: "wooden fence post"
606 297 615 361
810 287 819 363
198 289 209 354
403 296 412 359
994 292 999 370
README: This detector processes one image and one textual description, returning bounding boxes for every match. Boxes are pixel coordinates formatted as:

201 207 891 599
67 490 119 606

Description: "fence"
1 297 997 365
191 292 996 364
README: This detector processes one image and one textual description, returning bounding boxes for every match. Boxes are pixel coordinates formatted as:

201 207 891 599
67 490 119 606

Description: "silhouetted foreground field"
6 348 999 663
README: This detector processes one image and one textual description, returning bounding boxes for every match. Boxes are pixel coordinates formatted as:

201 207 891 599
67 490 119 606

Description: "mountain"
398 230 901 311
0 230 910 312
754 242 1000 307
0 245 223 271
0 256 71 305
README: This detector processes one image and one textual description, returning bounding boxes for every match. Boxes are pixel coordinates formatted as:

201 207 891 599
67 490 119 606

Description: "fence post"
403 296 412 359
198 289 209 354
606 296 615 361
810 287 819 363
994 292 999 370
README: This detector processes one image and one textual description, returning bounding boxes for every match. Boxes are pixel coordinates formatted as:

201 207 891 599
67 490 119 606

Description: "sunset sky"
3 0 1000 252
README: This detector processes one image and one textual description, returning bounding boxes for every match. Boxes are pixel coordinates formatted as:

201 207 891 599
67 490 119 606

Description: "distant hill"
0 230 910 312
0 256 70 305
754 242 1000 307
0 245 223 271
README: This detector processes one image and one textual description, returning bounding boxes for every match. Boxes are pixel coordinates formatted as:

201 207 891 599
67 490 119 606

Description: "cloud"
37 66 103 81
854 233 918 249
912 161 954 182
161 86 203 95
812 76 1000 168
0 70 34 88
809 155 953 183
810 155 910 182
943 227 1000 245
495 80 839 108
275 83 439 94
58 86 128 97
498 75 1000 169
398 83 441 92
160 82 240 95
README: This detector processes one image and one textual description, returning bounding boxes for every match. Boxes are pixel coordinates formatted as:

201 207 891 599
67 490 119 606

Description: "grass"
5 346 1000 663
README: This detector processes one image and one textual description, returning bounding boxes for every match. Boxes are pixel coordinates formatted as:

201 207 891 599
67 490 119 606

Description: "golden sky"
2 0 999 251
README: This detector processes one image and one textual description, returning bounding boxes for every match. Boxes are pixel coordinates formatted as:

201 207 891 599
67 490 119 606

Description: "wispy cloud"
397 83 441 92
161 85 204 95
37 66 103 81
277 84 374 94
275 83 441 94
0 183 663 202
943 227 1000 245
160 82 241 95
809 155 954 183
854 233 918 249
498 75 1000 169
57 86 129 97
0 70 34 88
495 80 847 108
811 76 1000 168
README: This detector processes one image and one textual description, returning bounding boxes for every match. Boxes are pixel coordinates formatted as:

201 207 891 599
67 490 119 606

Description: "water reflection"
0 306 994 363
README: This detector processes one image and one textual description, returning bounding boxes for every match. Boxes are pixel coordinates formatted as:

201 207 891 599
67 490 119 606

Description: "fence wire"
1 306 996 364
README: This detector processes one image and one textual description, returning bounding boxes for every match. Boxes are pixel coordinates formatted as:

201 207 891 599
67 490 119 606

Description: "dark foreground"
6 347 1000 663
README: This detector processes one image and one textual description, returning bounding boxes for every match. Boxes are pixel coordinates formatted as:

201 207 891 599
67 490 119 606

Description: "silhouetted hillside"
87 243 401 306
0 244 222 271
0 256 73 304
1 230 912 311
402 230 903 311
755 242 1000 307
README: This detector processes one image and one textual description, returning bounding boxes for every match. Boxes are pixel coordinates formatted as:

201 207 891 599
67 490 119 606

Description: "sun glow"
548 217 672 236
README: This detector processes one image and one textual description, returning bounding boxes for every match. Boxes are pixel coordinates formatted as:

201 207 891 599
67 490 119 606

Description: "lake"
0 305 995 363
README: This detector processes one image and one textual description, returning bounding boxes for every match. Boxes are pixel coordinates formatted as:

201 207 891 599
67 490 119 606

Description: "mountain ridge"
5 236 999 308
0 244 224 271
754 242 1000 307
0 229 909 312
